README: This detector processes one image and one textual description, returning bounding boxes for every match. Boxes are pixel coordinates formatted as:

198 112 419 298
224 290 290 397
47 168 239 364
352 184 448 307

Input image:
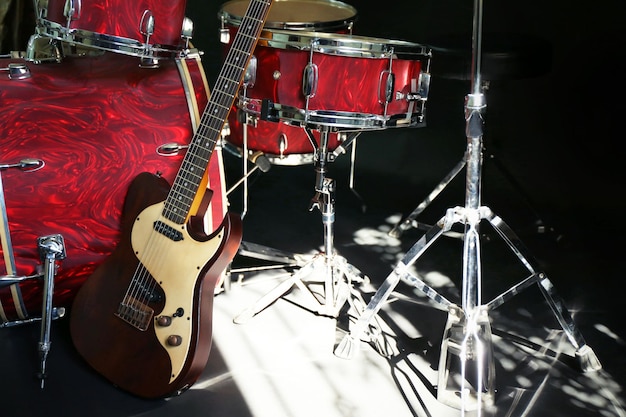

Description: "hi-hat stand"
334 0 601 413
233 124 368 323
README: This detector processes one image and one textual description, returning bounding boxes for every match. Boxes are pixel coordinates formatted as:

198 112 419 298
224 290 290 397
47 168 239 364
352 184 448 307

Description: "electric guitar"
69 0 274 399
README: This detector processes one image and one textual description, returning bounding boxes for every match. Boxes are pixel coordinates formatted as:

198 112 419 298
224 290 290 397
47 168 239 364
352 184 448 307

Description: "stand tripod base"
233 250 368 324
335 205 601 411
437 305 496 411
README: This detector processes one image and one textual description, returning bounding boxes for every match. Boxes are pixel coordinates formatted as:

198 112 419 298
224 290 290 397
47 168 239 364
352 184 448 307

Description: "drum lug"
418 72 431 101
1 63 32 80
181 17 194 47
302 63 318 98
139 10 155 43
378 70 395 104
278 133 288 158
244 55 257 87
156 142 189 156
220 28 231 44
64 0 80 25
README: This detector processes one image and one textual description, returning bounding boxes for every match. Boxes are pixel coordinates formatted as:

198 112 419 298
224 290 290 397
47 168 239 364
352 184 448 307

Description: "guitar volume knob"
156 316 172 327
167 335 183 346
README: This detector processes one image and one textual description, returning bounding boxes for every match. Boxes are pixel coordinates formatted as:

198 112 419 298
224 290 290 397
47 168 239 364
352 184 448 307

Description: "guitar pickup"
154 220 183 242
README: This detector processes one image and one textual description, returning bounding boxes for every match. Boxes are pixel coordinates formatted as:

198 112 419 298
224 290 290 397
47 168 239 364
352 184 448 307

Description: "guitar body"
70 172 242 398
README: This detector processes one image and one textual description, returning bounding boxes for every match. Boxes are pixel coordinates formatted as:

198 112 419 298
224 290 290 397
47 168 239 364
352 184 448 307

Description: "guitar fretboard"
163 0 272 225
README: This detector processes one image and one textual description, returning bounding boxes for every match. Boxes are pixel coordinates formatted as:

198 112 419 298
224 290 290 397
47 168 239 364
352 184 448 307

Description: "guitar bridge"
116 297 154 331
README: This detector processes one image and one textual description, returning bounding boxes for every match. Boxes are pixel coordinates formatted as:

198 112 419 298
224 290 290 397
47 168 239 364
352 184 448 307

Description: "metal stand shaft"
234 127 367 323
36 234 66 388
335 0 601 413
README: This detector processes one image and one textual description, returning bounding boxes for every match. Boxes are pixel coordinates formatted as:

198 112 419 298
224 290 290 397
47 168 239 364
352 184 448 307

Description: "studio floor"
1 122 625 417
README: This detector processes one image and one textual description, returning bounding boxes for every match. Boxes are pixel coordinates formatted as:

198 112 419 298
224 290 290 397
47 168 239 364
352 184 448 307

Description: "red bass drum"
0 51 226 325
37 0 192 61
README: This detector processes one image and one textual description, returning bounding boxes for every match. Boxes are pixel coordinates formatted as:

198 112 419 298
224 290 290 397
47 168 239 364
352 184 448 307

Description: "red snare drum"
36 0 192 61
242 30 432 130
219 0 357 165
0 52 226 324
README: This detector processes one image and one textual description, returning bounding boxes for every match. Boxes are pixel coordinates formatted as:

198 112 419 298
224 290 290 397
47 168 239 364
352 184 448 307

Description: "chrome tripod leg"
334 210 456 359
485 211 601 372
390 154 467 238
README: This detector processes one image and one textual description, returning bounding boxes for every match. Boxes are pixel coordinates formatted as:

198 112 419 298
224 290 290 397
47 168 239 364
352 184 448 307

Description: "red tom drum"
36 0 192 61
0 52 226 325
219 0 358 165
240 30 432 130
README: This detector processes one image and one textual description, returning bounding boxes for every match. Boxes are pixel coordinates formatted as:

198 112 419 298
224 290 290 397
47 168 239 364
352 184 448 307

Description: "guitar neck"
162 0 273 225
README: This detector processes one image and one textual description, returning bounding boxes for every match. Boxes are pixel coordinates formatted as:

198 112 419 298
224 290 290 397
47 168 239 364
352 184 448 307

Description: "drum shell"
247 45 423 124
40 0 189 53
0 52 225 323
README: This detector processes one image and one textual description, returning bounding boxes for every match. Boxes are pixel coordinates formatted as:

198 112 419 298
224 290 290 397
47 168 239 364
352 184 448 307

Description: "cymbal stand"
234 125 367 323
334 0 601 413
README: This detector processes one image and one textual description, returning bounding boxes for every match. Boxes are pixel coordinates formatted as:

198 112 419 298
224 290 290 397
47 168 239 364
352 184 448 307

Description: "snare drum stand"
334 0 601 413
234 124 367 323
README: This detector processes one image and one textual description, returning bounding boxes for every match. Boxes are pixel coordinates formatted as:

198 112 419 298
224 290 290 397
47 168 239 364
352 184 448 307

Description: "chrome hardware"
64 0 80 28
378 70 394 104
156 142 188 156
243 55 257 87
302 63 318 98
0 158 45 172
1 63 32 80
181 17 194 42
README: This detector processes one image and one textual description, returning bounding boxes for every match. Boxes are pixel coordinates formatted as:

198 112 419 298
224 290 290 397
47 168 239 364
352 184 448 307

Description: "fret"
219 66 247 82
208 89 236 103
162 0 272 224
198 126 223 139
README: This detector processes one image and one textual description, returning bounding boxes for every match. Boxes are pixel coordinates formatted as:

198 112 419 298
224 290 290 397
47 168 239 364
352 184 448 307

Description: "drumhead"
219 0 357 31
258 29 432 60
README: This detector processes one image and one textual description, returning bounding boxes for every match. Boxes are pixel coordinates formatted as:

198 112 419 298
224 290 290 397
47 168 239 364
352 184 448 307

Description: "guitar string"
121 0 271 329
122 0 268 324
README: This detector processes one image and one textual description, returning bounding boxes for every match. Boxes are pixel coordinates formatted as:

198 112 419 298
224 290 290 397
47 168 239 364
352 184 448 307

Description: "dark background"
183 0 626 244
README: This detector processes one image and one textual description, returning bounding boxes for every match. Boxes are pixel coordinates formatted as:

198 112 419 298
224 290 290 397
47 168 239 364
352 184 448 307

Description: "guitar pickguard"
131 201 225 383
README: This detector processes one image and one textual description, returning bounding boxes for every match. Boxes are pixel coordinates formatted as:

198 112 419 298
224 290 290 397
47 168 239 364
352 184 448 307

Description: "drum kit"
0 0 601 412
